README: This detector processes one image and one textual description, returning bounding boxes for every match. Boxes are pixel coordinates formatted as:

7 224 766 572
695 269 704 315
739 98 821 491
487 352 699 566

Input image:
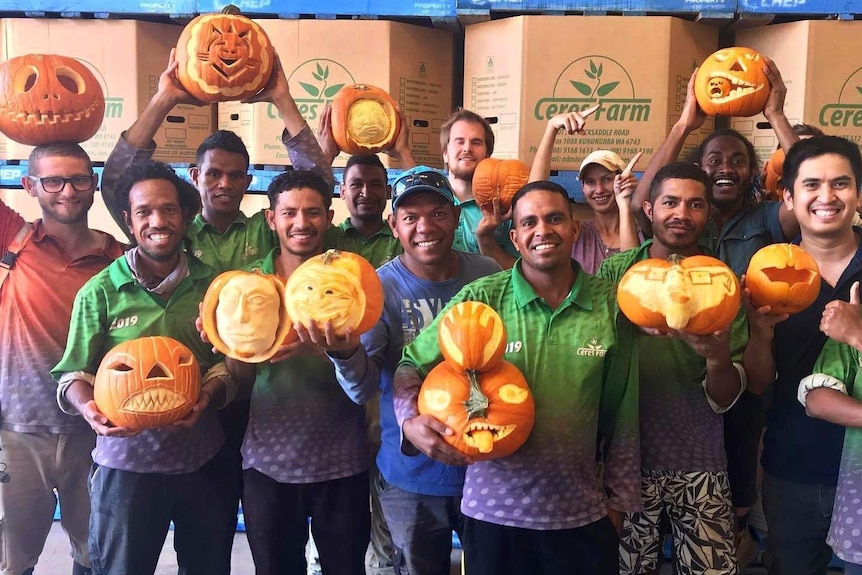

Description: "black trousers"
461 515 620 575
243 468 370 575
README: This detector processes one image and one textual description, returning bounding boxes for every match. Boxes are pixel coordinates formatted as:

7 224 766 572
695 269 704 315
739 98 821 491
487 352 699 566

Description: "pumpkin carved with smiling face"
617 255 741 335
746 244 820 316
94 336 201 430
285 249 384 338
419 360 535 460
0 54 105 146
694 47 770 117
175 5 274 103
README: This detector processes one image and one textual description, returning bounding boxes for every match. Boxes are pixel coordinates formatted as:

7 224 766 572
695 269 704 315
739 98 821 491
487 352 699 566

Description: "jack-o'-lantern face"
694 47 770 117
176 6 274 103
284 249 384 338
201 270 295 363
617 255 741 335
0 54 105 146
93 336 201 430
418 361 535 460
330 84 401 156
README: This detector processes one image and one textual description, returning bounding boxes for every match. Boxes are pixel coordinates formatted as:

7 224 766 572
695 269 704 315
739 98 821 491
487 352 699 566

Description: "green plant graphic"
570 59 620 98
298 63 345 99
856 86 862 97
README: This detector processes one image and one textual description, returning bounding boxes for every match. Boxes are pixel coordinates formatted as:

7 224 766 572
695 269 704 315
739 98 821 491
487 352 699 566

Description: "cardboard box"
1 19 214 163
464 16 718 170
218 20 453 168
732 21 862 163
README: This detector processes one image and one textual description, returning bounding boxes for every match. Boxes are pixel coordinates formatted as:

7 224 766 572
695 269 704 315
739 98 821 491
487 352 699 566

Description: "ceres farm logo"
819 68 862 129
577 337 607 358
270 59 356 122
534 56 650 123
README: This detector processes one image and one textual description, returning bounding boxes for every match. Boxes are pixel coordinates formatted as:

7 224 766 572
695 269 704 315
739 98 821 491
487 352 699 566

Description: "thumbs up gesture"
820 281 862 348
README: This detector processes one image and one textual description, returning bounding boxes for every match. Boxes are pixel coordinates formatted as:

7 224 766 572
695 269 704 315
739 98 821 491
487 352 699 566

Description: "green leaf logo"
585 69 596 80
323 84 345 98
571 81 592 96
596 82 619 97
299 82 320 97
590 60 598 74
857 86 862 97
316 63 325 77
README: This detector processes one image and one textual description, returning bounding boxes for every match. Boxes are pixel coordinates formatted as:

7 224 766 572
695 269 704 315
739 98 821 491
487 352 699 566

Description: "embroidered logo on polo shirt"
577 337 607 357
242 243 258 260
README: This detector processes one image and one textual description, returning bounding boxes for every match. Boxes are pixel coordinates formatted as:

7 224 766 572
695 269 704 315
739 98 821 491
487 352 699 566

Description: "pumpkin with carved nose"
0 54 105 145
694 47 770 117
419 360 535 460
745 244 820 316
94 336 202 430
201 270 296 363
617 255 741 335
330 84 401 155
175 5 274 103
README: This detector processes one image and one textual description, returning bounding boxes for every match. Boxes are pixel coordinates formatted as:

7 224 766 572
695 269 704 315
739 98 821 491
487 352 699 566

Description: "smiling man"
52 161 236 575
394 180 640 575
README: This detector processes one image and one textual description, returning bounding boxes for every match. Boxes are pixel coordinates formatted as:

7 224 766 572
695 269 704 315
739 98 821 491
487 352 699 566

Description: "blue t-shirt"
331 251 502 496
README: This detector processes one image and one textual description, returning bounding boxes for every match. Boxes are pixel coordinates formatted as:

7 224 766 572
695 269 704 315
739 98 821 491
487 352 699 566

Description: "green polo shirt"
597 241 747 472
52 254 223 475
240 248 368 484
188 209 277 274
400 262 640 530
453 199 519 258
323 218 403 268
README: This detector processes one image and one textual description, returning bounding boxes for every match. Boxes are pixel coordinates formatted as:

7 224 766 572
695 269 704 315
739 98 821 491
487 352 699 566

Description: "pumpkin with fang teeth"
418 360 535 460
617 254 741 335
94 336 202 430
745 243 820 316
694 47 770 117
175 5 274 103
0 54 106 146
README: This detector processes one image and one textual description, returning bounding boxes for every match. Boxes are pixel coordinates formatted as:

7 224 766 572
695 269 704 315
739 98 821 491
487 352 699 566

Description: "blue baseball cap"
391 166 456 208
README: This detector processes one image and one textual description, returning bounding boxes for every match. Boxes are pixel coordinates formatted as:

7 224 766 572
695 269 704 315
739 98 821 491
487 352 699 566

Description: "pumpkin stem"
464 369 489 418
668 253 685 265
322 249 341 265
221 4 241 14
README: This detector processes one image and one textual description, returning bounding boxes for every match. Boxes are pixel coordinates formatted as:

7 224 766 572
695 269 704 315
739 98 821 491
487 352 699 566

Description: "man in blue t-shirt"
300 166 501 574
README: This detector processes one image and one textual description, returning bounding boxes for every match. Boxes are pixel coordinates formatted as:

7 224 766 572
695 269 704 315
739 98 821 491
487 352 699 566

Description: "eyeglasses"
29 175 95 193
392 171 453 203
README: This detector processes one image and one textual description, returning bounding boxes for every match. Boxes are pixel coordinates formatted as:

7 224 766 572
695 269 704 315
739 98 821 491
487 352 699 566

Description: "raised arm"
529 110 593 183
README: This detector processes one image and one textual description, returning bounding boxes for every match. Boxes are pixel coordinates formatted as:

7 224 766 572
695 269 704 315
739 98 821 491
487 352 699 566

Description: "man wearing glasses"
0 143 124 575
304 166 501 575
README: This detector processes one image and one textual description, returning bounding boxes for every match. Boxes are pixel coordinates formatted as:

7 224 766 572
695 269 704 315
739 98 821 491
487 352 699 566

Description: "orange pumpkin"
617 254 741 335
285 249 384 337
94 336 201 430
694 47 770 117
0 54 105 146
201 270 296 363
745 244 820 316
418 360 535 460
330 84 401 156
175 5 274 103
438 301 507 373
472 158 531 212
762 147 785 201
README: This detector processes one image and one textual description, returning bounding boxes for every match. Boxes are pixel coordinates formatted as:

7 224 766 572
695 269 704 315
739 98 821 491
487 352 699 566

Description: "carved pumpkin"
472 158 531 212
438 301 507 373
617 255 741 335
201 270 296 363
0 54 105 146
419 360 534 460
175 5 274 103
94 336 201 430
285 249 384 337
745 244 820 316
694 47 770 117
762 147 785 201
330 84 401 156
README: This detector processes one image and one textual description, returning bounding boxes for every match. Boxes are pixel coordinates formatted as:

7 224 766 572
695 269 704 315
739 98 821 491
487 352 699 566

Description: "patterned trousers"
619 469 737 575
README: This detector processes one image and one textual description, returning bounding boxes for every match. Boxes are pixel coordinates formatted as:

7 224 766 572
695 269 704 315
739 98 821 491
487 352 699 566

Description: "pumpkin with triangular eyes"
0 54 105 145
418 360 535 460
94 336 201 430
175 5 274 103
694 47 770 117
